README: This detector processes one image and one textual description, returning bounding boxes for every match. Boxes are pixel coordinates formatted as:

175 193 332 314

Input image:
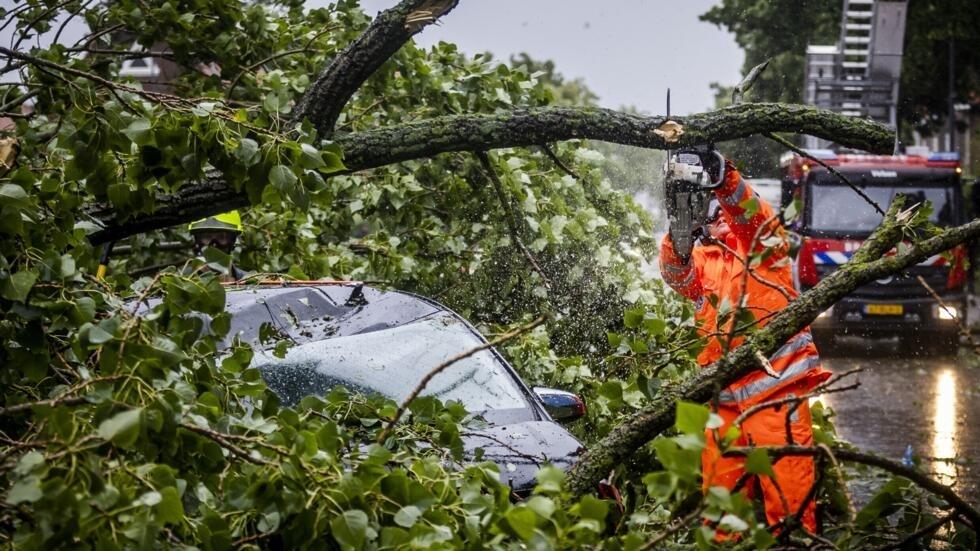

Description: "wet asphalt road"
817 338 980 503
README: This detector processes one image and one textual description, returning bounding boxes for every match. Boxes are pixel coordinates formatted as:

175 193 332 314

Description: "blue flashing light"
928 152 960 162
802 149 838 160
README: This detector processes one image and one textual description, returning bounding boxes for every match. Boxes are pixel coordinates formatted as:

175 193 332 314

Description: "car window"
809 184 955 234
252 311 528 411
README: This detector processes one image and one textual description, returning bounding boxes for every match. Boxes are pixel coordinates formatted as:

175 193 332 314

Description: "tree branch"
290 0 460 136
85 103 893 244
565 198 980 496
334 103 893 170
731 58 770 105
476 151 552 290
377 315 546 443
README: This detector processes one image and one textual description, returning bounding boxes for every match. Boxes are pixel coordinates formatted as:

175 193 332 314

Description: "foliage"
0 0 975 549
900 0 980 137
700 0 842 105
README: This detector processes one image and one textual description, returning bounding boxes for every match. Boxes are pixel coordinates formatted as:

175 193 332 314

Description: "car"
213 281 586 496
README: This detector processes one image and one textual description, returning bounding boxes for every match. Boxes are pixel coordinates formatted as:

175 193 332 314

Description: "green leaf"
330 509 372 550
643 471 677 499
675 401 709 435
1 270 37 302
320 150 346 174
534 465 565 494
575 494 609 523
297 143 325 169
13 451 44 476
642 317 666 336
156 487 184 524
203 246 232 273
740 197 759 219
623 307 644 328
718 513 749 532
123 118 153 145
598 381 623 402
783 198 800 221
502 507 537 541
97 409 142 449
269 164 297 189
393 505 421 528
234 138 260 167
0 183 28 208
135 490 162 507
80 322 114 345
6 476 42 504
745 448 775 477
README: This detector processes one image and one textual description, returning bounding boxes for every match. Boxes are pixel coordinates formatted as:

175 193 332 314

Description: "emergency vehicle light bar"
927 152 959 162
802 149 838 160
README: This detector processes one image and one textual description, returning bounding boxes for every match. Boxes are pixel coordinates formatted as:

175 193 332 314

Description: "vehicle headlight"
933 304 958 320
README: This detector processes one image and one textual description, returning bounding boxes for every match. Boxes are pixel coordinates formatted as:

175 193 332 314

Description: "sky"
1 0 746 116
356 0 745 115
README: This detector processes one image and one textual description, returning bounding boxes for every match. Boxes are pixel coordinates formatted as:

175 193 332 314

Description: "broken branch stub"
289 0 460 136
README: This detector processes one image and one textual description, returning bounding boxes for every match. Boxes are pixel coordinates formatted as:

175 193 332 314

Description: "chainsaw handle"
698 151 726 191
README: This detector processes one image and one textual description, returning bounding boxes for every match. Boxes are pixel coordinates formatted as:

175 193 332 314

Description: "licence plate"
864 304 903 315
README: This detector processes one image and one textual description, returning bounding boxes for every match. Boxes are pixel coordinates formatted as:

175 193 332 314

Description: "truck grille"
816 264 950 298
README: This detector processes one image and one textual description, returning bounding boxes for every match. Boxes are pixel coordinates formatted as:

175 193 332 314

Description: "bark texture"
87 103 892 244
85 173 250 243
336 103 893 170
290 0 459 136
565 199 980 496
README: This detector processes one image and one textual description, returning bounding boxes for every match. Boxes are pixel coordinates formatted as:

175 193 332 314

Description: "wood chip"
653 120 684 144
405 0 457 32
0 136 19 177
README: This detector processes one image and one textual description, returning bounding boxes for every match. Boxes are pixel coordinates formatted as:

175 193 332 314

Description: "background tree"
702 0 980 148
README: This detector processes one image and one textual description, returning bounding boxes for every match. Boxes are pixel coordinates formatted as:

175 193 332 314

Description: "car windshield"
252 311 528 411
809 184 956 234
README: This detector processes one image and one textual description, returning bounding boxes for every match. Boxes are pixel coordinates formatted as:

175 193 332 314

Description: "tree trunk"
87 103 892 244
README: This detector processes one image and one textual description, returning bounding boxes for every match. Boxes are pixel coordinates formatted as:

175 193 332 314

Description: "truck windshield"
252 311 529 411
809 184 956 234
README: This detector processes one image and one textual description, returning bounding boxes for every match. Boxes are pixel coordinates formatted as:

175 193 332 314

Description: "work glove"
675 144 724 185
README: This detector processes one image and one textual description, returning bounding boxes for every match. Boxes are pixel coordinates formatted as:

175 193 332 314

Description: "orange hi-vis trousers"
703 381 819 534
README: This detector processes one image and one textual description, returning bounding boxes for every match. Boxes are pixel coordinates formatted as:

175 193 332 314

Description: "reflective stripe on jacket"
659 161 830 405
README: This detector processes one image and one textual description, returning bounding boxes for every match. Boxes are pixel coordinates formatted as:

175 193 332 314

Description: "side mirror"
533 387 586 424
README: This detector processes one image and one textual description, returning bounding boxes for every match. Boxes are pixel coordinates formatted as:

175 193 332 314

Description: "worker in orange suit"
659 149 831 535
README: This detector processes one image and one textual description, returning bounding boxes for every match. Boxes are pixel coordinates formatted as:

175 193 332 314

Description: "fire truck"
780 150 968 351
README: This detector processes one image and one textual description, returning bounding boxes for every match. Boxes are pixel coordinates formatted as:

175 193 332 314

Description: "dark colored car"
216 282 586 495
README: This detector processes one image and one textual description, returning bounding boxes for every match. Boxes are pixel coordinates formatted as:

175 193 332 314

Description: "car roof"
221 283 443 347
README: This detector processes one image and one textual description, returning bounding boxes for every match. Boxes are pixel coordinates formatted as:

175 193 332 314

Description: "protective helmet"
188 210 243 233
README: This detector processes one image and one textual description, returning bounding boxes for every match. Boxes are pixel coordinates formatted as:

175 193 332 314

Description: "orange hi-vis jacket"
659 161 830 406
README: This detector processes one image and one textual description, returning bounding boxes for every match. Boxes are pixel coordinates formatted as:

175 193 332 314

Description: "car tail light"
797 239 819 288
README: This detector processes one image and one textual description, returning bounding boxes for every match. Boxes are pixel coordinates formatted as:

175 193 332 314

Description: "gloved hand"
675 144 724 185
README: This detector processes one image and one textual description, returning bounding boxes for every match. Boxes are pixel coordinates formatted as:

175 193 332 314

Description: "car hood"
461 420 584 496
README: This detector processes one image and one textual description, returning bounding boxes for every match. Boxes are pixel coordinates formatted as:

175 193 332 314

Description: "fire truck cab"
780 150 968 351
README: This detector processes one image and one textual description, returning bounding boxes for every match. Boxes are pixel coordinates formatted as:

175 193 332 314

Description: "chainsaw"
662 89 726 262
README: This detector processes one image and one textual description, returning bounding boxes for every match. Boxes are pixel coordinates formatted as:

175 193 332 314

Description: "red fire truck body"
780 150 968 348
